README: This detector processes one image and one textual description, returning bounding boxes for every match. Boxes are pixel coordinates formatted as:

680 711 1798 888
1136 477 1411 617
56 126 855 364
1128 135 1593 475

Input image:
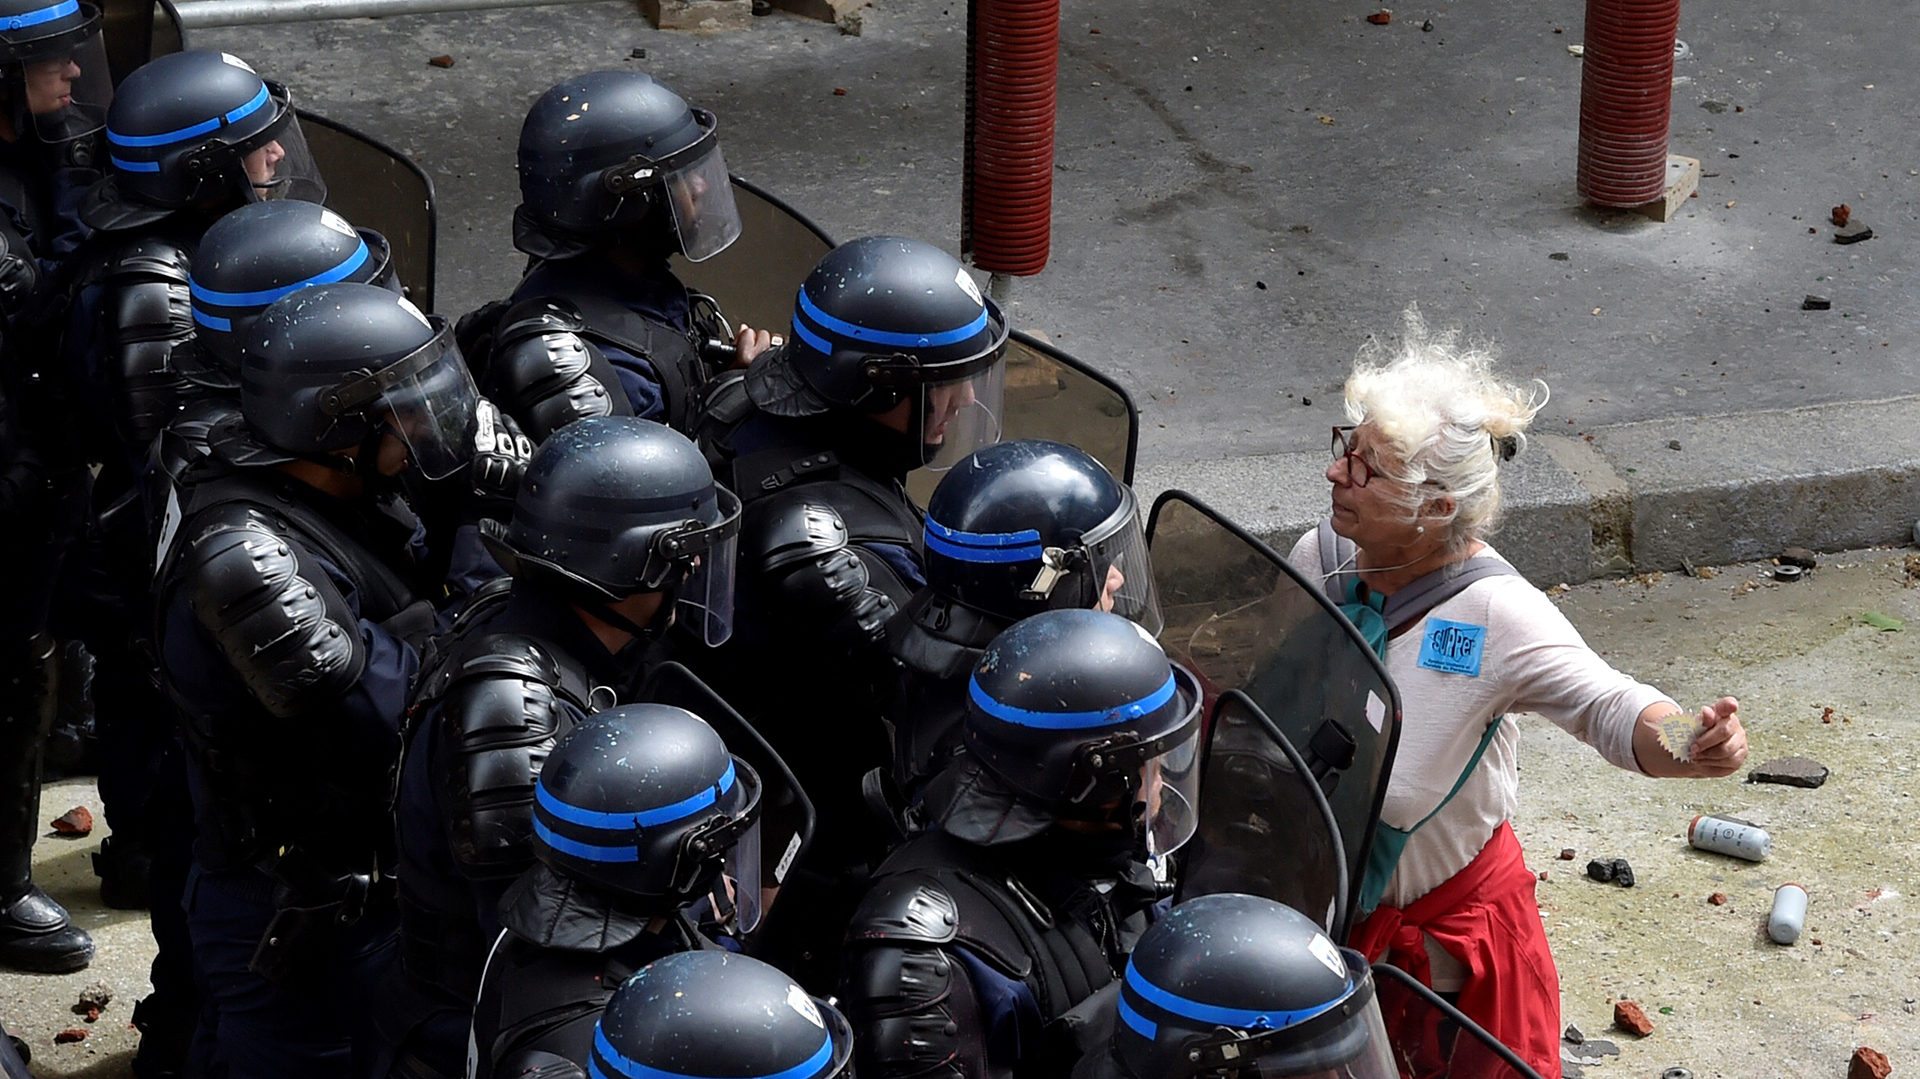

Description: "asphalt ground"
184 0 1920 575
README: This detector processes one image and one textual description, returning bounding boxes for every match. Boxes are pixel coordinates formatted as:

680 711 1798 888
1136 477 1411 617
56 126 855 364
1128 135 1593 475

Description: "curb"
1136 395 1920 586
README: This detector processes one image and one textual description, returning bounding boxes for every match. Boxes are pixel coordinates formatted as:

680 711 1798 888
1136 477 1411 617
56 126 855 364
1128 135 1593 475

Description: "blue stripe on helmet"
109 82 271 147
1115 993 1157 1040
1 0 78 31
795 286 988 350
110 156 162 172
536 760 736 831
1123 957 1346 1032
790 314 833 357
593 1022 834 1079
191 240 370 308
926 519 1042 548
191 309 233 332
968 672 1177 731
923 519 1045 564
533 818 639 863
924 530 1043 564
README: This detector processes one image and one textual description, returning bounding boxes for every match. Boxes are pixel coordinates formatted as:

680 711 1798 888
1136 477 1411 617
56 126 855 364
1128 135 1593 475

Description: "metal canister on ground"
1687 814 1771 861
1768 883 1808 944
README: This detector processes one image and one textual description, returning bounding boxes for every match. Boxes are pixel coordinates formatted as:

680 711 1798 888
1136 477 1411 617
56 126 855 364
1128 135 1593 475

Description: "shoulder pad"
497 1052 585 1079
485 299 632 441
848 871 960 946
175 502 365 718
740 489 850 572
102 236 193 284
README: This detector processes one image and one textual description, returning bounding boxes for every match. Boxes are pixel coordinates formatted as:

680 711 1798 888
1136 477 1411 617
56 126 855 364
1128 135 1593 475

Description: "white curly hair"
1341 307 1548 550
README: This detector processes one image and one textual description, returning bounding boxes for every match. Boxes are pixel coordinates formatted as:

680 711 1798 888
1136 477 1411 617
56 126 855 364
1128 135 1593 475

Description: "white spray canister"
1687 814 1771 862
1768 883 1808 944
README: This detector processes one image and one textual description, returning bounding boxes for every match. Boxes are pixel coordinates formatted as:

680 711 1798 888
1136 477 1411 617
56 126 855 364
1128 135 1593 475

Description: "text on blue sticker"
1418 619 1486 676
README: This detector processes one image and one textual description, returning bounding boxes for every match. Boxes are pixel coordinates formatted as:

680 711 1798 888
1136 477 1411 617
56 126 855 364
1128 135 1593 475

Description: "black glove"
463 399 533 524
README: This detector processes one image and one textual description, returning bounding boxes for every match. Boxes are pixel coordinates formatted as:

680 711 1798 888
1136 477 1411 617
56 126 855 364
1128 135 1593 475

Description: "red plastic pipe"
1576 0 1681 207
962 0 1059 276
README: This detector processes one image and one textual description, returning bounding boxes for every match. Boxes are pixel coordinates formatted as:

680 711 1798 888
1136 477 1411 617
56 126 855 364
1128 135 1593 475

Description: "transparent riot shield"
298 109 437 312
670 176 833 338
1178 689 1354 937
905 331 1140 504
636 661 816 937
1148 490 1399 931
1371 963 1547 1079
103 0 186 85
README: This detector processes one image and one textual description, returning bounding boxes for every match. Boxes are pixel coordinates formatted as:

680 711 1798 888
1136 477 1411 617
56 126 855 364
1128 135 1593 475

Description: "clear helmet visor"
722 812 763 934
1087 495 1164 636
673 487 741 647
663 139 741 263
243 109 327 205
1245 1001 1396 1079
921 359 1006 472
24 31 108 146
1137 724 1202 860
372 324 480 481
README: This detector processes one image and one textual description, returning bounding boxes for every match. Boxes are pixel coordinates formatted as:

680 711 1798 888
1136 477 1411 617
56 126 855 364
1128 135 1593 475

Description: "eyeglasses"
1330 425 1375 487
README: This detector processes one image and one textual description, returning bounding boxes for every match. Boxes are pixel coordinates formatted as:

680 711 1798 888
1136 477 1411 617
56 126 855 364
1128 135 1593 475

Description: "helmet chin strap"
581 584 677 645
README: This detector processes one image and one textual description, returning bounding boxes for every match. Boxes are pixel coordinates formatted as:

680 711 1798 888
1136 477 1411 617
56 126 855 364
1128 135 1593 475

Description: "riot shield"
669 176 833 338
1178 689 1353 937
102 0 186 85
297 109 437 312
1148 490 1399 930
1371 963 1547 1079
636 661 816 935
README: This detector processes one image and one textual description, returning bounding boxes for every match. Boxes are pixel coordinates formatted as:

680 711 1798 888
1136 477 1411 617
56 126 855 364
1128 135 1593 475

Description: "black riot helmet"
90 50 324 227
925 608 1201 854
514 70 740 263
746 235 1010 471
1110 894 1396 1079
924 438 1162 632
0 0 111 165
593 952 853 1079
237 282 479 480
190 200 399 382
532 704 764 924
482 417 741 646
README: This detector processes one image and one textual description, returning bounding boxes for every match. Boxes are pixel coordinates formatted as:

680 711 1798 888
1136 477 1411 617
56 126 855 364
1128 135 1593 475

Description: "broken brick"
49 805 92 836
1707 892 1728 905
427 55 454 68
1849 1046 1891 1079
1559 848 1576 860
1613 1000 1654 1037
54 1030 87 1044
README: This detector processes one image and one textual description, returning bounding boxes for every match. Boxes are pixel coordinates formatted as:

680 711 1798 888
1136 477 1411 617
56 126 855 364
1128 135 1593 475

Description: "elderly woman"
1287 317 1748 1077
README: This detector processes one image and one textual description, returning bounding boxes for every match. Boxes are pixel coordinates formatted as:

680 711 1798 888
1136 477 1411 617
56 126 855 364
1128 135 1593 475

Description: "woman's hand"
1634 696 1747 778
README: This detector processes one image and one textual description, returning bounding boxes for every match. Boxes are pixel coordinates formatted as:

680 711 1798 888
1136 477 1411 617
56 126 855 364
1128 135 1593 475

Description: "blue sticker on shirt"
1418 619 1487 677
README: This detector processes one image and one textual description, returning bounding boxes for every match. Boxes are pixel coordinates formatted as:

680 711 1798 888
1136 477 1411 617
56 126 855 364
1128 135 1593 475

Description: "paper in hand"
1656 711 1706 762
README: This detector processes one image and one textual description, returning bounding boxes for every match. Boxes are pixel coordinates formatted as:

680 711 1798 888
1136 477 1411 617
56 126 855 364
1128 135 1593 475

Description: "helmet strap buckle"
602 159 658 195
1019 546 1086 601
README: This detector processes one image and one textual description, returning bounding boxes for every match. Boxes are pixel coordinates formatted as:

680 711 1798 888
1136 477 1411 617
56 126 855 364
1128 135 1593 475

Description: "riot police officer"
1070 893 1399 1079
692 233 1009 989
153 283 511 1079
839 608 1202 1079
592 951 854 1079
469 704 763 1079
461 69 764 435
48 47 326 907
887 438 1161 794
379 417 738 1079
0 0 116 975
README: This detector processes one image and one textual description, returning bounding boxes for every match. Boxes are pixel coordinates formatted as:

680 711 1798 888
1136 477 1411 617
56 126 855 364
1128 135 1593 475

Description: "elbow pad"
178 505 366 718
485 299 633 442
744 496 896 649
101 240 195 448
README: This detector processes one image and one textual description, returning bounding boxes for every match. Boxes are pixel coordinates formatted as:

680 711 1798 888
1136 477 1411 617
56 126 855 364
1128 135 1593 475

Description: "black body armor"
841 830 1157 1079
98 236 195 451
470 864 719 1079
156 468 427 870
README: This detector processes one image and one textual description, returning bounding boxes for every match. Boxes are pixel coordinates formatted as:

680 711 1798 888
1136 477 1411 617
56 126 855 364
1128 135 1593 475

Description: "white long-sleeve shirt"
1286 534 1674 910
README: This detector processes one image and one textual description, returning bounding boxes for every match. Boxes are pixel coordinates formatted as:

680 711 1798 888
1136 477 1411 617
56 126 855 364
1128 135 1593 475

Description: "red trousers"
1349 822 1562 1079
